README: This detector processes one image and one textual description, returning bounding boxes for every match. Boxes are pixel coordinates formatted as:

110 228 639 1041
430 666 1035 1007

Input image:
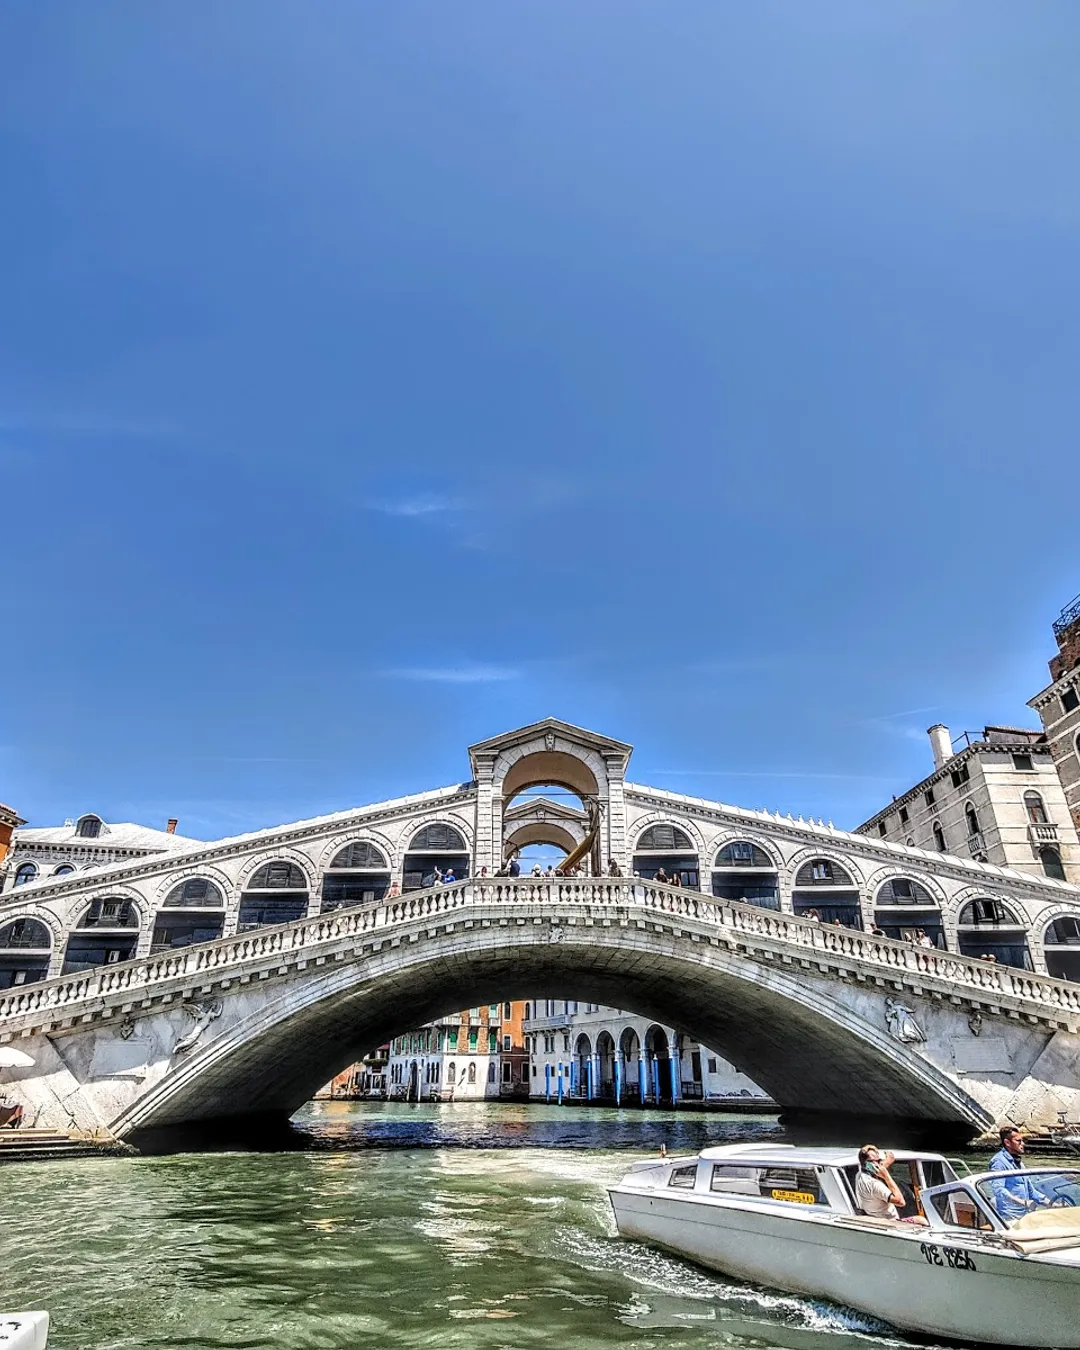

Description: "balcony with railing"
1029 821 1060 846
1053 593 1080 640
967 830 986 857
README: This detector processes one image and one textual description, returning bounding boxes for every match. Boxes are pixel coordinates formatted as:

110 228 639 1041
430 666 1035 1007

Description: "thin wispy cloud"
858 705 941 725
384 665 520 684
365 494 470 518
646 769 895 782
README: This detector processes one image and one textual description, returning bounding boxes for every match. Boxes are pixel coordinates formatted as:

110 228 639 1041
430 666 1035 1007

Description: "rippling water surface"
3 1103 982 1350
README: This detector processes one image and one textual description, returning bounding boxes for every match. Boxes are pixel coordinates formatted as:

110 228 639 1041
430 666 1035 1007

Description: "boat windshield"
975 1171 1080 1229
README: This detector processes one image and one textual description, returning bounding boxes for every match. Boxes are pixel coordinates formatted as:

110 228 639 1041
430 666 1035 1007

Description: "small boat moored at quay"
609 1143 1080 1347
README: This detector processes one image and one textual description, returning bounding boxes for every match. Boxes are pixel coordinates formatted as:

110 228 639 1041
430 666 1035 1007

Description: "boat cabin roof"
697 1143 943 1169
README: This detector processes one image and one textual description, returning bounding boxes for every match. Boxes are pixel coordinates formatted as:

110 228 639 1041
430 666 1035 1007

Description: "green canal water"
2 1102 1002 1350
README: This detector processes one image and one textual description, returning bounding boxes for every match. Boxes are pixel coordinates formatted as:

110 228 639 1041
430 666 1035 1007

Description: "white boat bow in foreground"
609 1143 1080 1347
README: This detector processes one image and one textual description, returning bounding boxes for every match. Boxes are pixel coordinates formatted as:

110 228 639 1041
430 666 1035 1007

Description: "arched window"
62 898 139 974
0 918 51 949
1041 847 1066 881
13 863 37 888
712 841 779 910
410 823 466 852
447 1062 457 1085
76 898 139 928
0 917 52 989
957 898 1031 970
76 815 103 839
965 804 980 837
1047 917 1080 982
153 879 225 953
874 878 946 948
792 859 861 929
402 823 469 892
636 824 692 851
633 824 698 888
487 1060 496 1083
322 841 391 912
933 823 947 852
794 859 855 887
715 841 772 868
467 1062 476 1084
876 877 935 905
53 865 75 878
329 841 388 870
238 861 309 932
163 877 224 907
1024 791 1049 825
248 861 307 890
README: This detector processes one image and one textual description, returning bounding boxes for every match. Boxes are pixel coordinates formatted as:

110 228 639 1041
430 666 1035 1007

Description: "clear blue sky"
3 3 1078 841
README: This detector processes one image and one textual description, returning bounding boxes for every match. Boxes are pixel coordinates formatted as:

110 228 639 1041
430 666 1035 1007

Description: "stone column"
472 754 497 874
604 755 628 872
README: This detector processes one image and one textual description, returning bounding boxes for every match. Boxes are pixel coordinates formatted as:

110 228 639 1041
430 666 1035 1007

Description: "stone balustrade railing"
4 876 1080 1029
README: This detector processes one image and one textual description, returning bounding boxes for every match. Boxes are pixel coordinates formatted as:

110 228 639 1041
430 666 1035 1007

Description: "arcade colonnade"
5 720 1080 995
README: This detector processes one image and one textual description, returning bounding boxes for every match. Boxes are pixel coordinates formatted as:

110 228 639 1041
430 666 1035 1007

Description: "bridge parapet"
3 877 1080 1036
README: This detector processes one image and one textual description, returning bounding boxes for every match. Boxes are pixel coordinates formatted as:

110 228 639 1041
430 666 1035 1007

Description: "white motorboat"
0 1312 49 1350
609 1143 1080 1347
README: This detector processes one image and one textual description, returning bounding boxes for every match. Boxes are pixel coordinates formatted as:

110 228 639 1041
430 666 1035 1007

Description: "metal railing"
4 875 1080 1028
1053 594 1080 639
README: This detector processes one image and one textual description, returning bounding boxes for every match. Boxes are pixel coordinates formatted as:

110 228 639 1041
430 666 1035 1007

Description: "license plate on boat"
770 1189 816 1204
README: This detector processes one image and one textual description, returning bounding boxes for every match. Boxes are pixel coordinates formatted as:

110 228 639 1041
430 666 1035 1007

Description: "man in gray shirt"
855 1145 907 1219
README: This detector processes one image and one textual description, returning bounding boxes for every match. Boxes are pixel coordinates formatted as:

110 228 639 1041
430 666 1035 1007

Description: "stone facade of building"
0 803 24 866
857 724 1080 886
386 1001 530 1101
3 813 200 893
1030 594 1080 845
523 1001 767 1104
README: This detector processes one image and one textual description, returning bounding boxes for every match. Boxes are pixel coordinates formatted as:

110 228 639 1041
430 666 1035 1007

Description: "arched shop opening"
596 1030 616 1099
321 841 392 911
1044 915 1080 982
957 898 1033 970
150 878 226 953
0 917 52 988
711 841 779 908
574 1032 593 1097
792 859 862 928
402 823 469 891
238 862 310 933
619 1027 643 1103
510 839 570 876
633 824 699 888
874 877 946 948
62 898 139 974
644 1024 674 1104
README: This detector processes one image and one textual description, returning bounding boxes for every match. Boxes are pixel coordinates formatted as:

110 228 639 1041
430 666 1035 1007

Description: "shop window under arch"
633 823 698 888
1044 915 1080 982
711 840 779 909
402 822 469 892
0 917 52 989
62 897 139 974
322 840 392 911
957 898 1032 971
874 877 946 948
237 861 309 932
792 859 862 929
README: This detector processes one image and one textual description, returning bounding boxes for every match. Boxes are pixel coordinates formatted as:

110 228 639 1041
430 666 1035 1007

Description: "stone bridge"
4 876 1080 1146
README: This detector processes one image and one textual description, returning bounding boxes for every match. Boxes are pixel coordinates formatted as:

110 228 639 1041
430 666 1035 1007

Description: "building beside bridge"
1029 592 1080 845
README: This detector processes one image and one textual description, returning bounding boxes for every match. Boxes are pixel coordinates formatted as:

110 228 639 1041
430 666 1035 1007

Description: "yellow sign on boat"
771 1189 816 1204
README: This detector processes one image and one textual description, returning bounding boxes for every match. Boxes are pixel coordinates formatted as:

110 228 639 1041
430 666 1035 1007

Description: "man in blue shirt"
987 1127 1047 1222
989 1126 1026 1173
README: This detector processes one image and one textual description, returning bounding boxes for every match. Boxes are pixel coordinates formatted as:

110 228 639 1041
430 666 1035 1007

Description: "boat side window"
928 1186 994 1231
709 1164 761 1196
758 1166 827 1206
919 1159 949 1190
668 1164 699 1190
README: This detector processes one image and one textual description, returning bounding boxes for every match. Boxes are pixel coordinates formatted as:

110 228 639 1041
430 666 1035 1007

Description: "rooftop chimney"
928 725 952 771
166 818 178 835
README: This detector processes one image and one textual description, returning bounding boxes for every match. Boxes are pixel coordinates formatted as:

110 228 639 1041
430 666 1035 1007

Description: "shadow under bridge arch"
114 912 991 1147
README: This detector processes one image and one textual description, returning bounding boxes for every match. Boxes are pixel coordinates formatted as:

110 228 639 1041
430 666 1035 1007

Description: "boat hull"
610 1186 1080 1347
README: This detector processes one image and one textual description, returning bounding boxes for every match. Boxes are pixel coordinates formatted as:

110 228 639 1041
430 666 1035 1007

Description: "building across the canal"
522 1001 767 1104
386 1001 530 1100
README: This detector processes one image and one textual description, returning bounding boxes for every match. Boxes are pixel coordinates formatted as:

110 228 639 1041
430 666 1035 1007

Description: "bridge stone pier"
5 719 1080 1147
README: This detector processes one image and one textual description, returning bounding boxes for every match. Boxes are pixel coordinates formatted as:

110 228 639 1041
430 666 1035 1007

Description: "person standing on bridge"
508 855 521 878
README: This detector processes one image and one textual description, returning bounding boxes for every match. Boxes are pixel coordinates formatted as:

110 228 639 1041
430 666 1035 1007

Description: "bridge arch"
503 822 578 856
493 743 607 803
111 909 991 1143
